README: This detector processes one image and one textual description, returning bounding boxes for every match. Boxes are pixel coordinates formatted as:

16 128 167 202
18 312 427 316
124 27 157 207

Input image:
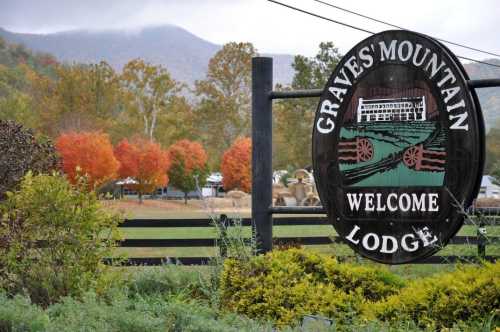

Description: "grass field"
104 198 500 278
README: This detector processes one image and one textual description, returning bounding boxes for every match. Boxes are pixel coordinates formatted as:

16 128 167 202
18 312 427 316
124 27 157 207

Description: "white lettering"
379 40 397 61
441 86 460 104
365 193 375 211
333 68 352 86
412 44 430 67
319 99 339 116
428 193 439 212
316 117 335 134
411 193 426 212
401 234 419 252
359 46 373 69
399 193 411 212
345 225 361 245
425 53 445 79
376 193 386 212
347 193 363 211
345 55 364 79
449 112 469 131
380 235 398 253
328 86 347 103
362 233 380 251
446 99 465 113
397 40 413 62
416 227 438 247
387 193 398 212
436 68 456 88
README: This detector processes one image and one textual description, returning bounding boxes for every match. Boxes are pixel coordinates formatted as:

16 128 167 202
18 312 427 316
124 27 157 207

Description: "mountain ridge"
0 25 294 86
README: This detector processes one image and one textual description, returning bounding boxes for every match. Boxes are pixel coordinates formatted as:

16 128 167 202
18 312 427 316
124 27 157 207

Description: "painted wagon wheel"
403 146 420 168
357 138 374 162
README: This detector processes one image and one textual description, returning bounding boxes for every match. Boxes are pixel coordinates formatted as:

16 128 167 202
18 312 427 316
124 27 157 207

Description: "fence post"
252 57 273 254
477 214 487 260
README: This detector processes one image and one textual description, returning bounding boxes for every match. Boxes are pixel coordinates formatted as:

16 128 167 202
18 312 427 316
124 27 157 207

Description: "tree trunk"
184 192 188 205
138 192 143 204
149 109 158 141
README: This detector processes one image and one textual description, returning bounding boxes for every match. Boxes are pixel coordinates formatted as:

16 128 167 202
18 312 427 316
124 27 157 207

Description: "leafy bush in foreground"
220 248 404 327
0 173 122 306
366 262 500 329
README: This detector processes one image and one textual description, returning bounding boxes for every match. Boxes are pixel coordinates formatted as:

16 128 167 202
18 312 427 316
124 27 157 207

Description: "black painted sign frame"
312 30 485 264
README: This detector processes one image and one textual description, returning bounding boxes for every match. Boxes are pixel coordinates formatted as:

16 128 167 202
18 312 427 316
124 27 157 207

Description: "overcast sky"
1 0 499 60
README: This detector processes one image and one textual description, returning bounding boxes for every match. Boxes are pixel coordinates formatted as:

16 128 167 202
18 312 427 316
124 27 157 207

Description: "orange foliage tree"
56 131 119 188
220 137 251 193
167 139 208 204
114 138 170 202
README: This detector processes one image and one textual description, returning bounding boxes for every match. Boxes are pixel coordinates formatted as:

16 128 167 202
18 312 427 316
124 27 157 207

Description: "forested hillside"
2 31 500 173
0 26 294 86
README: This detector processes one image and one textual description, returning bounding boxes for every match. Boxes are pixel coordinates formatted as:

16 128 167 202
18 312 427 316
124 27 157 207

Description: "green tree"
167 140 208 204
194 42 257 168
121 59 180 141
155 96 197 148
274 42 342 169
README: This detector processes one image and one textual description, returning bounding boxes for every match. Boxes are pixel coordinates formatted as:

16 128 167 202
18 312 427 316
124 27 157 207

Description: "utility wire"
312 0 500 59
267 0 500 69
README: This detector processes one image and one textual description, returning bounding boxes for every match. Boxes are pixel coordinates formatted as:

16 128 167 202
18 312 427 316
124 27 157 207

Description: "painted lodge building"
342 86 438 123
356 96 427 123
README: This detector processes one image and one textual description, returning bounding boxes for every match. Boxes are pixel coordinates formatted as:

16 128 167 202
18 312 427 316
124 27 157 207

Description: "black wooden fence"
105 208 500 266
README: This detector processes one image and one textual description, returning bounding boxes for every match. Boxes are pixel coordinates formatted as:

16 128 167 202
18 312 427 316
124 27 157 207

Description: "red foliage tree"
56 131 119 188
114 138 170 202
220 137 251 193
167 140 208 203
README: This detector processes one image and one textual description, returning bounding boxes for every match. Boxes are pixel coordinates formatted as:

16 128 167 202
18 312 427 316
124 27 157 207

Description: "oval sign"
312 30 484 264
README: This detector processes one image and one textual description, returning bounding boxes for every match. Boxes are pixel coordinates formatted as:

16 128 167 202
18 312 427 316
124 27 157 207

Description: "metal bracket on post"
252 57 273 254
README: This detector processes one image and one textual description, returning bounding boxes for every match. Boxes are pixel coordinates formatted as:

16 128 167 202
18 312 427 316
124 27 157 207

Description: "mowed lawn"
105 199 500 270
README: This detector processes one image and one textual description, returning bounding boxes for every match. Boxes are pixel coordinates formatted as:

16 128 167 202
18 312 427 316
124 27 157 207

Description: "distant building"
357 96 426 123
119 172 224 199
478 175 500 199
204 172 224 197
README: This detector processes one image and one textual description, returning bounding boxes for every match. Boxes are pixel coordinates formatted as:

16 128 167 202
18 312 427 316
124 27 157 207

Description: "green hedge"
366 262 500 329
220 248 404 327
220 248 500 329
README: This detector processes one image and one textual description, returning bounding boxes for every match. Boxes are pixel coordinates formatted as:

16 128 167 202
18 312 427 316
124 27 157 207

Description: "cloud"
0 0 499 60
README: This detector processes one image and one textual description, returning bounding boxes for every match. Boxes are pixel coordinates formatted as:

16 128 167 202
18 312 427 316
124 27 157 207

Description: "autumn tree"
220 137 251 193
121 59 180 141
195 42 257 167
56 131 119 189
167 139 208 204
114 138 170 202
274 42 342 168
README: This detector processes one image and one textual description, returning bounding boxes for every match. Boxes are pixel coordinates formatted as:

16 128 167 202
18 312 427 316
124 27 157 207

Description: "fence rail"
106 213 500 266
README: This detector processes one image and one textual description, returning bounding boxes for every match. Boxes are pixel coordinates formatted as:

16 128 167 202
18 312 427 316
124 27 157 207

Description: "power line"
312 0 500 59
269 0 374 35
267 0 500 69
